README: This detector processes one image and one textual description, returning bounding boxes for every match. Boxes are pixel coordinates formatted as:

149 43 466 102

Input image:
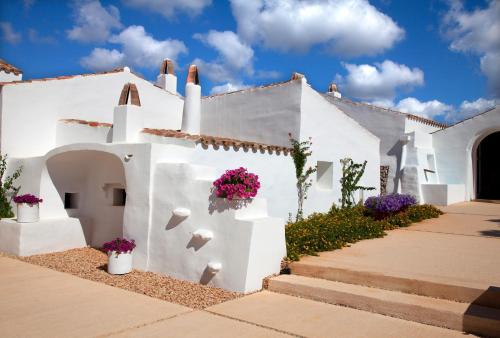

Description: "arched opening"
46 150 126 246
476 131 500 200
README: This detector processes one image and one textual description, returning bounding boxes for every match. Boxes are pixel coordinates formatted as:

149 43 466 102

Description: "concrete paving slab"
295 215 500 290
441 201 500 216
110 310 292 338
0 257 191 338
208 291 470 338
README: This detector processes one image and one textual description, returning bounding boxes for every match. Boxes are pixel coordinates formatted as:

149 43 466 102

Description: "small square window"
64 193 79 209
317 161 333 190
113 188 126 206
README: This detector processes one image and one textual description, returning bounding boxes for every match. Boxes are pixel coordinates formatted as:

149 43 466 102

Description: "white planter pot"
16 203 39 223
107 251 133 275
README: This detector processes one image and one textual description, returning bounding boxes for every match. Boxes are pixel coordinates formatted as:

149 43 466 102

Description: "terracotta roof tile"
0 67 124 86
0 59 22 75
59 119 112 128
142 128 291 155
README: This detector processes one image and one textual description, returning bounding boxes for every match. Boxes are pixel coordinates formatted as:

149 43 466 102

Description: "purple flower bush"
13 194 43 206
364 193 417 217
103 238 136 254
213 167 260 200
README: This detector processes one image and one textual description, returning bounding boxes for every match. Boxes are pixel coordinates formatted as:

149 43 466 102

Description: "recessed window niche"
317 161 333 190
64 192 79 209
113 188 126 206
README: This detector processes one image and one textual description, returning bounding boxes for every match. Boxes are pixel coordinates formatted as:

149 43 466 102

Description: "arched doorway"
46 150 126 246
476 131 500 200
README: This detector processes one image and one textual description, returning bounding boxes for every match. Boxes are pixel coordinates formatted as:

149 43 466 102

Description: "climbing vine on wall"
289 134 317 221
339 158 374 208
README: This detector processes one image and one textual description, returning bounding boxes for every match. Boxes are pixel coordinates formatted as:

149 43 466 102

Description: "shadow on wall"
462 286 500 337
208 190 249 214
387 141 403 194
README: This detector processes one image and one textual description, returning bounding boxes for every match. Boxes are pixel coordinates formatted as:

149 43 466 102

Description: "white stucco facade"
0 59 498 291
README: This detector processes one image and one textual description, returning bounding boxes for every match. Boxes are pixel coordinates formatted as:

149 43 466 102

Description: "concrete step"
268 274 500 337
290 260 500 308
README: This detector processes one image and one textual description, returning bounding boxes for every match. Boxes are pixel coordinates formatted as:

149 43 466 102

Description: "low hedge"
285 204 443 261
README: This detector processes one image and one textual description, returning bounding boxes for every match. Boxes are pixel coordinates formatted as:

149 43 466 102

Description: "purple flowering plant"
13 194 43 206
364 193 417 218
213 167 260 200
103 238 136 255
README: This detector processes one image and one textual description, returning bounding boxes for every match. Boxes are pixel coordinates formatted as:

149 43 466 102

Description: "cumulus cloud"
210 82 250 94
230 0 404 56
80 48 125 71
80 25 187 71
394 97 453 119
0 22 21 44
442 0 500 96
122 0 212 19
453 97 498 121
336 60 424 101
67 0 122 43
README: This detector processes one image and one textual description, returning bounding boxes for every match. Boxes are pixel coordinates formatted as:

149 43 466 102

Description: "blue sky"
0 0 498 123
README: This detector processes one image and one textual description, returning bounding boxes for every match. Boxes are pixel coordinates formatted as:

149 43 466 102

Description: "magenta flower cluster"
103 238 136 254
364 193 417 214
213 167 260 200
13 194 43 205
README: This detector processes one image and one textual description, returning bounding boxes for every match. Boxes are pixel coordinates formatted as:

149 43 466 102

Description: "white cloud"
0 22 21 44
442 0 500 97
230 0 404 56
122 0 212 19
453 97 497 121
394 97 453 119
336 60 424 101
67 0 122 43
28 29 57 44
80 48 125 71
210 82 250 94
80 25 187 71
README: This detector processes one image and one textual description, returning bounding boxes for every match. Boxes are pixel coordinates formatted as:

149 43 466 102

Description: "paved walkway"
0 257 465 337
294 202 500 291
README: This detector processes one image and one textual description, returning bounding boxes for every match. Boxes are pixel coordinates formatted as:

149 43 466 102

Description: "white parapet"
0 217 87 256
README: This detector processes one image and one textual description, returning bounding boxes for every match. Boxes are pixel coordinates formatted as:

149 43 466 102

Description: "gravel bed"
3 248 241 309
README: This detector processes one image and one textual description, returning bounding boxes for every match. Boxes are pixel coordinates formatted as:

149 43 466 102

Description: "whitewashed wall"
327 97 406 194
433 106 500 200
0 69 183 157
0 70 22 82
300 84 380 212
201 81 302 147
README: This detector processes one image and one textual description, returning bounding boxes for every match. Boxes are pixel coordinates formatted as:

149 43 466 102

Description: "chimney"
327 83 341 98
291 72 307 83
156 59 177 93
113 83 143 143
181 65 201 134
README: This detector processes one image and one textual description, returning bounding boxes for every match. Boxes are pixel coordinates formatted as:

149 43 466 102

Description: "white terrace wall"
300 84 380 212
432 106 500 200
201 80 302 148
326 97 406 194
0 69 183 158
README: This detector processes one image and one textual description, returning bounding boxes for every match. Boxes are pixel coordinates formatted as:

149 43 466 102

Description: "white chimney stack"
327 83 341 98
156 59 177 94
181 65 201 134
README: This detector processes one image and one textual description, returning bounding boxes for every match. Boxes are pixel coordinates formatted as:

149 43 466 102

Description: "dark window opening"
64 193 79 209
113 188 126 206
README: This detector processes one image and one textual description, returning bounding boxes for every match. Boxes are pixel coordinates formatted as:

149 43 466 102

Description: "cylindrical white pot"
17 203 39 223
107 251 133 275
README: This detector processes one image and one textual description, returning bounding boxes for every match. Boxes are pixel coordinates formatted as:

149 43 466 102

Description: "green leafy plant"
0 153 23 218
339 158 374 208
289 134 317 221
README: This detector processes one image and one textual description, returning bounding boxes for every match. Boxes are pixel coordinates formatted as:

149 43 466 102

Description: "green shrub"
285 204 443 261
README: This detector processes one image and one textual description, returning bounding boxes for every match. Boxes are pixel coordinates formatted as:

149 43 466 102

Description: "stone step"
290 261 500 309
268 274 500 337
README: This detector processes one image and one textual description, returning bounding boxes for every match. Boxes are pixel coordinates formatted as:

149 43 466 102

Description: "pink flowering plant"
103 238 136 256
213 167 260 200
13 194 43 206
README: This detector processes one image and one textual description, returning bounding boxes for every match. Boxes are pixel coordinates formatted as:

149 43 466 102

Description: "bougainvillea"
213 167 260 200
103 238 136 254
364 193 417 216
13 194 43 206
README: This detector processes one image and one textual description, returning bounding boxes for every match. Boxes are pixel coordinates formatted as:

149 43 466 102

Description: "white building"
0 59 498 292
